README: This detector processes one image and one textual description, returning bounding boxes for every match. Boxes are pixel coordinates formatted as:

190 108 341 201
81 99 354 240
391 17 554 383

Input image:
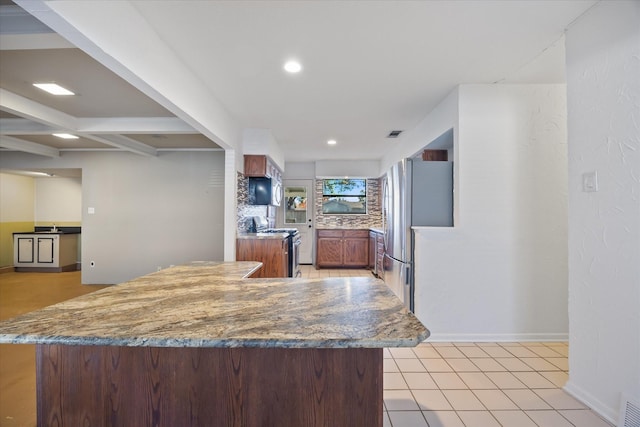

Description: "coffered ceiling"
1 0 598 163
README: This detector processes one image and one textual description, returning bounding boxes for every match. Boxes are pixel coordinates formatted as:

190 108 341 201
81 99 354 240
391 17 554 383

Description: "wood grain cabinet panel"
244 155 282 182
244 155 268 177
36 345 383 427
316 229 369 268
236 238 288 278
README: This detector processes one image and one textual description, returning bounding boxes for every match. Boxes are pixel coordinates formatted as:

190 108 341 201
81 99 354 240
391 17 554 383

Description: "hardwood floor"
0 271 110 427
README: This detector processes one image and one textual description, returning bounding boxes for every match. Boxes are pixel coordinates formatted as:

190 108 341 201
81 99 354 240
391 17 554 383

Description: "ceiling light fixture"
327 139 337 145
283 60 302 73
33 83 75 96
53 133 79 139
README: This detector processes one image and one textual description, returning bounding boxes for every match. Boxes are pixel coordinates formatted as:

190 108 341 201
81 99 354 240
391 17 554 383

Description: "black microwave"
248 177 282 206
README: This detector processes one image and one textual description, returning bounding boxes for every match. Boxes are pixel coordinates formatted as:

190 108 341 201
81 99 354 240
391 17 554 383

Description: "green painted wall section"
0 221 34 268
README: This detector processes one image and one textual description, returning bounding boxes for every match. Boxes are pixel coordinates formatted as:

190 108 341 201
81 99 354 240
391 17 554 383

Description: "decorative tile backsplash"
314 178 382 229
237 172 268 232
237 174 383 232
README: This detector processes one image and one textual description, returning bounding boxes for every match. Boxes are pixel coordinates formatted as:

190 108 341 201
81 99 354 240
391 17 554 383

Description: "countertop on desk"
0 261 428 349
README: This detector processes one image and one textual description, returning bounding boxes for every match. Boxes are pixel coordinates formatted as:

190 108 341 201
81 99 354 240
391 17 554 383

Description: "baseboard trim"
0 265 15 274
424 332 569 342
564 380 618 425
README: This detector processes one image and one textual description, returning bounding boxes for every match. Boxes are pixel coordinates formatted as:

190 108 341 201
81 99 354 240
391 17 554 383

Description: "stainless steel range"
252 217 301 278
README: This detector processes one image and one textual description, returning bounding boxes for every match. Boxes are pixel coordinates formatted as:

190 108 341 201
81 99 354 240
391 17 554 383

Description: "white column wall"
414 84 568 342
564 1 640 422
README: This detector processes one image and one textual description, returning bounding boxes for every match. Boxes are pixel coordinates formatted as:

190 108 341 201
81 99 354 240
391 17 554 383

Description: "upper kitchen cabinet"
244 155 282 182
245 155 283 207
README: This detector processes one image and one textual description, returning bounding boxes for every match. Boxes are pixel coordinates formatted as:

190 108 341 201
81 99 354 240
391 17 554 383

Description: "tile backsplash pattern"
315 178 382 229
237 172 268 232
238 175 383 232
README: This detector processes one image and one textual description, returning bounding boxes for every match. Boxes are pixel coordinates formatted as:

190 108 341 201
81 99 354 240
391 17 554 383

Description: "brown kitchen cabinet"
244 154 281 182
236 237 288 278
369 231 376 269
316 229 369 268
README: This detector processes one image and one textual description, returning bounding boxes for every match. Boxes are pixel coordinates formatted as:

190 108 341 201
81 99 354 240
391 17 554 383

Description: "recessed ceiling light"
284 60 302 73
327 139 337 145
53 133 79 139
33 83 75 96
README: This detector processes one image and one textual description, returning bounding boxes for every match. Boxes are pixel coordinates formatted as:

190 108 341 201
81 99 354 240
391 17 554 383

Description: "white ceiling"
1 0 597 163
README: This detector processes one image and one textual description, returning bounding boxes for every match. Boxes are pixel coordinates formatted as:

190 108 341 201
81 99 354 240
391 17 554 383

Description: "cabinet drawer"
317 230 343 238
343 229 369 238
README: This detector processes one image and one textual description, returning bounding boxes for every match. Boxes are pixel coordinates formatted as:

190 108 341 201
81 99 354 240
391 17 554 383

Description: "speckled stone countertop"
237 232 289 240
0 261 428 349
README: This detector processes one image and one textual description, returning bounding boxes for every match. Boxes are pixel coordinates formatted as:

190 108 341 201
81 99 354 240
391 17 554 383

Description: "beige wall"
0 173 35 267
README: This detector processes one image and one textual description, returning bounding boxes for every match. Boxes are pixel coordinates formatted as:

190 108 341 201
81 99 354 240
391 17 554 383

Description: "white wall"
315 160 380 178
414 84 568 342
0 151 225 284
284 162 315 179
564 1 640 422
0 173 34 223
35 177 82 223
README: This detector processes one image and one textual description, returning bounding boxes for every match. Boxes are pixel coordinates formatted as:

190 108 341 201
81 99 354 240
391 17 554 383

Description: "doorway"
281 180 313 264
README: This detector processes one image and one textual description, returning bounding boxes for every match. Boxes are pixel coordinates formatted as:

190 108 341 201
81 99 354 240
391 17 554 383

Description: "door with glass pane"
283 180 313 264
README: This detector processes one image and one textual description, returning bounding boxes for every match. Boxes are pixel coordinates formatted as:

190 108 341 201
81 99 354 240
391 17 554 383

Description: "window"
322 179 367 214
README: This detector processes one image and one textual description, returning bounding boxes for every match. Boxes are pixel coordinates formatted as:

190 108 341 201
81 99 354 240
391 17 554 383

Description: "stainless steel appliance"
248 177 282 206
252 217 301 277
382 158 453 311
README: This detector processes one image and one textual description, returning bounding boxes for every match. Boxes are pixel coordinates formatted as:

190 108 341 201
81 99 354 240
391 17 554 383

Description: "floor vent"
619 394 640 427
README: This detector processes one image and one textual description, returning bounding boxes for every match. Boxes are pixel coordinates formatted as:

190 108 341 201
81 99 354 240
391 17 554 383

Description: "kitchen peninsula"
0 261 428 427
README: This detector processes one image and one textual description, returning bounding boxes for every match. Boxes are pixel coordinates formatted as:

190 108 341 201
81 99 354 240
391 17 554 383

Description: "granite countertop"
237 232 289 240
13 231 81 235
0 261 428 349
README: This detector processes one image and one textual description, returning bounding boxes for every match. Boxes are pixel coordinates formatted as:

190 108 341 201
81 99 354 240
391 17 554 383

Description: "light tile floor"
300 265 613 427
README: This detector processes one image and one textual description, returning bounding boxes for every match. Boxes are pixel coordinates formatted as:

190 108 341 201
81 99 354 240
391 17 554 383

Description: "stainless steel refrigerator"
382 158 453 311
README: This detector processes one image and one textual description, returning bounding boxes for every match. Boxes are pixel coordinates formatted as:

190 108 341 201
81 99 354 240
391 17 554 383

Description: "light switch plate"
582 171 598 192
88 207 95 214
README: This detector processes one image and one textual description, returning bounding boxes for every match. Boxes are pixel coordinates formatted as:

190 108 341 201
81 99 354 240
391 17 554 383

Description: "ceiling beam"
87 134 157 157
77 117 197 134
0 118 57 134
0 135 60 157
0 88 77 130
0 117 196 135
0 89 158 156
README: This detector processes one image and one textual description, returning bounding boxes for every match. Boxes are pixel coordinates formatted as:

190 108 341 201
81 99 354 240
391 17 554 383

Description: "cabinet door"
244 155 267 177
343 237 369 267
369 232 376 269
236 238 288 278
316 237 344 267
17 237 34 264
37 237 55 264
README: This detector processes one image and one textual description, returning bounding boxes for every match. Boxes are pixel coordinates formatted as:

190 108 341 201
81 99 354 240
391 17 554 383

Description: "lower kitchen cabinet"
14 233 79 272
316 229 369 268
236 237 288 278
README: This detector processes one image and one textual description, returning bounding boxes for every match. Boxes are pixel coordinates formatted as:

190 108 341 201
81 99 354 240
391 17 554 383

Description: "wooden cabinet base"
36 345 383 427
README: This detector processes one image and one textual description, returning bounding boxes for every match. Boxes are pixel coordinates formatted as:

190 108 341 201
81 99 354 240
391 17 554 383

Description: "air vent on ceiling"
619 394 640 427
387 130 403 138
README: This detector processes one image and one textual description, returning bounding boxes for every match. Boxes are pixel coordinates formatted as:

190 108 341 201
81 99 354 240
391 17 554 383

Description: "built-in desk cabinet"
14 233 78 272
316 229 369 268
